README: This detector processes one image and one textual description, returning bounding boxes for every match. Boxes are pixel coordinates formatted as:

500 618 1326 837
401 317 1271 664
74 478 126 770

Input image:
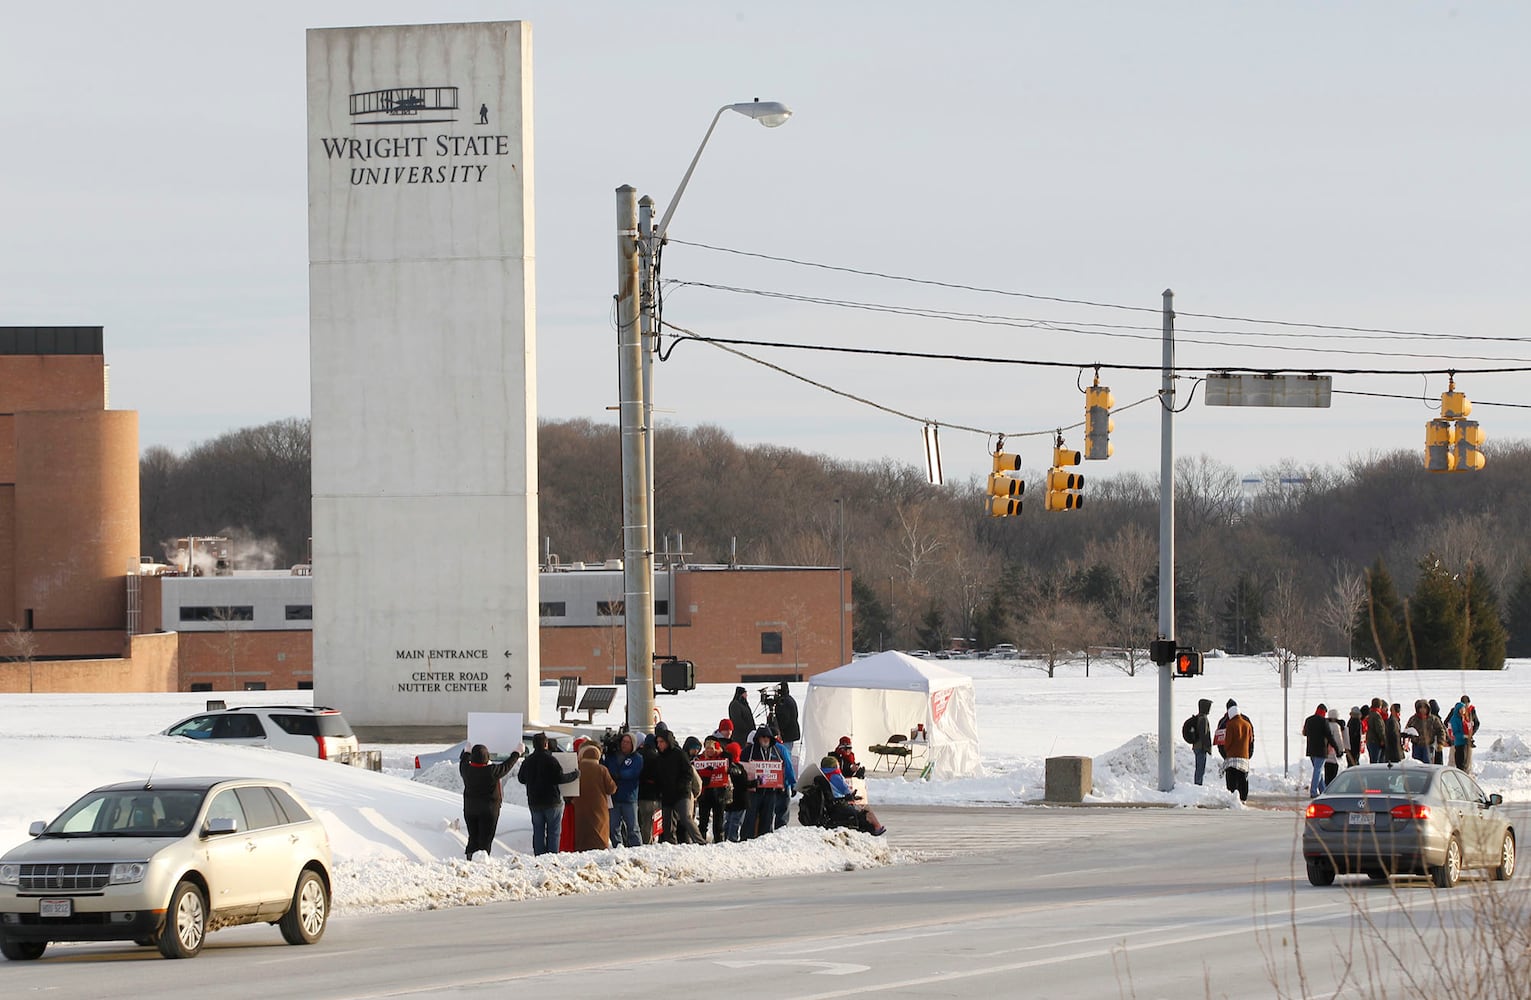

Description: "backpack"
1181 715 1198 745
797 780 828 828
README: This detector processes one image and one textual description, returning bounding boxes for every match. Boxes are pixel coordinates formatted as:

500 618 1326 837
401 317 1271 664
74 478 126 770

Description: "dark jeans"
1225 767 1248 802
662 798 703 844
529 803 563 855
610 799 640 848
742 790 779 839
637 798 661 845
1367 745 1384 763
463 809 499 858
1454 743 1473 774
1324 760 1340 784
697 793 726 843
724 809 746 842
1193 749 1209 785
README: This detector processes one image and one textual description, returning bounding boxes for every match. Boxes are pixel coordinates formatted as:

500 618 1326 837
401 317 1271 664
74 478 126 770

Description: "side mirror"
1489 793 1504 807
28 821 46 837
205 817 238 836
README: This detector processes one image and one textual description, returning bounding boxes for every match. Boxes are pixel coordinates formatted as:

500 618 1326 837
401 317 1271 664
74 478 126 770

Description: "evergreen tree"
1407 554 1466 670
1352 559 1407 669
1220 574 1267 655
1504 567 1531 658
851 576 892 653
1464 565 1508 671
915 604 946 652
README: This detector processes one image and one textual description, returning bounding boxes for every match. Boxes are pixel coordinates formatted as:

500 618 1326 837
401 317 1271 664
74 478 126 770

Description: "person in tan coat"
574 743 617 851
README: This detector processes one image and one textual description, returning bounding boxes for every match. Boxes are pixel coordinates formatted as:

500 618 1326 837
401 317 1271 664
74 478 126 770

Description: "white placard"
552 751 580 796
467 712 524 758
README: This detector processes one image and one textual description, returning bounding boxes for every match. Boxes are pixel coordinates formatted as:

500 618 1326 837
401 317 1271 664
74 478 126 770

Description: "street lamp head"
729 100 793 128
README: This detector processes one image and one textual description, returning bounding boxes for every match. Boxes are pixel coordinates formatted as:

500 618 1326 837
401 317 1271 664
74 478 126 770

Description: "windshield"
43 788 207 838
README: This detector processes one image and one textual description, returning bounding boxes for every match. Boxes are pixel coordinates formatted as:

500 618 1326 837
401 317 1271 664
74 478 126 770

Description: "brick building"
0 327 175 693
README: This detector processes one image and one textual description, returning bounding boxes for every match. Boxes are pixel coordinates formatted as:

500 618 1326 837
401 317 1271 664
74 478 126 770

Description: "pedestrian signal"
1174 648 1204 677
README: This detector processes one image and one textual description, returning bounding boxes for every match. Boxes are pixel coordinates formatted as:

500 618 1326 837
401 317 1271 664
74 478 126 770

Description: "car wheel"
1432 835 1462 889
278 869 328 945
1365 869 1389 882
158 880 207 959
1306 858 1336 886
1 937 47 961
133 936 157 947
1494 831 1516 881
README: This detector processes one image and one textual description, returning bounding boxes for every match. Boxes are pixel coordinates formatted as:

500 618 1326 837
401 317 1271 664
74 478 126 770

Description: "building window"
761 631 783 655
539 602 566 617
243 681 267 692
297 681 314 691
285 604 313 621
179 606 254 622
189 683 213 693
597 600 625 616
654 600 668 616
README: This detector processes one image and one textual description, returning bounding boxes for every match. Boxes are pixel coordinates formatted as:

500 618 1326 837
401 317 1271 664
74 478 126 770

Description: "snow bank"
336 828 903 913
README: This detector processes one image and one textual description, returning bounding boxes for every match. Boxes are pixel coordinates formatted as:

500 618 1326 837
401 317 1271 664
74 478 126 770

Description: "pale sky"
5 2 1529 485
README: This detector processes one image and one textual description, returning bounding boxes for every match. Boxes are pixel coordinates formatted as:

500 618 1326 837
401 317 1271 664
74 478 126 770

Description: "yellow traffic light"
1425 378 1486 473
1044 437 1084 510
1084 380 1114 461
1053 446 1081 467
986 447 1024 517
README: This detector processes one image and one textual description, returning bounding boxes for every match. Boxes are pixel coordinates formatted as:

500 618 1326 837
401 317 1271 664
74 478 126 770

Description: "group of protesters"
457 682 882 859
1300 693 1483 797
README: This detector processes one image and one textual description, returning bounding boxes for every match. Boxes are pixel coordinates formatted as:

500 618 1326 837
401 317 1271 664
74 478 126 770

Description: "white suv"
0 777 332 960
162 706 360 761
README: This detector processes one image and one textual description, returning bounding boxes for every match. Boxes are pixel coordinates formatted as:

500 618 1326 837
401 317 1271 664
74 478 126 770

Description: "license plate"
1348 811 1375 827
39 898 72 918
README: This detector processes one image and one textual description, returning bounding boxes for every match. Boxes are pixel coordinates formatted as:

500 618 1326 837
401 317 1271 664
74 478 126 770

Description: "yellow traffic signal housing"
1454 420 1486 471
986 449 1024 516
1044 467 1083 511
1084 383 1114 460
1425 419 1457 472
1441 389 1472 420
1053 446 1081 467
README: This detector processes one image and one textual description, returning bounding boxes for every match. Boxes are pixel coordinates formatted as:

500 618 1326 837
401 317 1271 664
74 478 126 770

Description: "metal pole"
639 196 657 559
1158 288 1176 792
616 186 656 734
836 498 847 664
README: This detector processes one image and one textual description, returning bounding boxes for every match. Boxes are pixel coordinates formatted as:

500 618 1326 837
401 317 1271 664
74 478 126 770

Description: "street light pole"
617 101 792 734
835 498 846 665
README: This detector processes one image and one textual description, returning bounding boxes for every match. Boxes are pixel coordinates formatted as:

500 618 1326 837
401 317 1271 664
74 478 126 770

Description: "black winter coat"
651 745 697 805
637 742 661 801
775 694 801 743
1301 715 1338 758
729 696 756 743
459 751 519 814
517 749 576 808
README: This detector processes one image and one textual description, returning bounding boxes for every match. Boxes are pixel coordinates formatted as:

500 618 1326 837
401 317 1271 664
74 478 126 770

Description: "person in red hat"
1302 703 1341 797
711 718 740 753
832 736 865 779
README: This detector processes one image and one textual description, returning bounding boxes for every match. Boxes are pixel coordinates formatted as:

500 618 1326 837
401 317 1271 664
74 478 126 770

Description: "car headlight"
109 862 148 885
0 864 18 886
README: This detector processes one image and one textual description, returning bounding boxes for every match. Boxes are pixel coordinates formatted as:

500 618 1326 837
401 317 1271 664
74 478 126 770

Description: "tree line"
144 417 1531 669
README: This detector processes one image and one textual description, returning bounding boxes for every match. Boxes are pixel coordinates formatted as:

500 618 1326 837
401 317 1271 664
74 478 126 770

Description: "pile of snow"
338 828 900 913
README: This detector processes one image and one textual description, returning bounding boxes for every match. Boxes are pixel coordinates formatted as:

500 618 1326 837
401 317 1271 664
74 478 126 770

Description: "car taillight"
414 755 421 769
315 735 329 760
1390 804 1431 820
1306 803 1334 819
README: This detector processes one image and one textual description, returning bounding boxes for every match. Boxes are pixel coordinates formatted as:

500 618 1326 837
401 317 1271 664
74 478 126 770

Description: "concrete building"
0 327 175 693
151 563 850 692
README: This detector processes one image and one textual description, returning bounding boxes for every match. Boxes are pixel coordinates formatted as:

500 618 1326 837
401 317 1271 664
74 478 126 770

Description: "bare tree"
4 621 40 694
1087 524 1157 674
1316 561 1366 668
1264 567 1317 680
210 606 250 691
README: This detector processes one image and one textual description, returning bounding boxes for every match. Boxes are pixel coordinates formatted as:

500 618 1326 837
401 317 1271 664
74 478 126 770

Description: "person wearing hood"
1407 699 1445 765
574 743 617 851
636 730 663 845
458 743 521 860
1222 702 1254 802
1324 709 1345 785
1346 706 1363 766
517 733 578 855
653 729 704 844
741 725 792 839
816 755 885 836
729 687 756 743
695 738 732 843
602 732 644 848
833 736 865 779
1364 698 1387 763
722 742 750 842
1301 703 1341 798
1446 695 1481 774
1428 699 1446 764
774 682 801 760
1189 699 1214 785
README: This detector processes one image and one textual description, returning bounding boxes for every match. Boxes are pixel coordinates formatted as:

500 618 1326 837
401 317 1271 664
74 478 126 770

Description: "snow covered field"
3 655 1526 916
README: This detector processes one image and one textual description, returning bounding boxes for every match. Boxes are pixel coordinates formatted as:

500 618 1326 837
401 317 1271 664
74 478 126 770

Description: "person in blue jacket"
817 755 885 835
602 732 644 848
741 726 795 838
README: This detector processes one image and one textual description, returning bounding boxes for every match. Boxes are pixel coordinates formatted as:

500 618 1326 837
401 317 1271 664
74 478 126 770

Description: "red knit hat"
718 719 733 732
723 742 741 762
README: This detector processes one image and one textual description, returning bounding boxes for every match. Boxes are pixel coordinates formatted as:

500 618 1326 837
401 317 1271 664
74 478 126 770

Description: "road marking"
784 929 954 956
716 959 869 976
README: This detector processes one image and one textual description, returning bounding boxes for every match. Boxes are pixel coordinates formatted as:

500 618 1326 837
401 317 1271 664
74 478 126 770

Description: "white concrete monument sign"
307 21 538 729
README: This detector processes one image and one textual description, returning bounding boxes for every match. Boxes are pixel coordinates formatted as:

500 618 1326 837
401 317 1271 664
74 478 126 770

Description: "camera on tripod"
758 686 779 708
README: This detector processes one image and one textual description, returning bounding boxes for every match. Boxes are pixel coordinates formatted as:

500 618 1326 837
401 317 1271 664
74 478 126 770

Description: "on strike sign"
694 758 729 789
744 759 785 790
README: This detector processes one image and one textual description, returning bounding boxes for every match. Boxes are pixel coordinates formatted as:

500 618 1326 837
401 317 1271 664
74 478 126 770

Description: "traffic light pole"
1157 289 1176 792
615 185 657 735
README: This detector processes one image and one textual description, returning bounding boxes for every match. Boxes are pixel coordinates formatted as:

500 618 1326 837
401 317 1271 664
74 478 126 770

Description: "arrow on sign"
503 683 512 692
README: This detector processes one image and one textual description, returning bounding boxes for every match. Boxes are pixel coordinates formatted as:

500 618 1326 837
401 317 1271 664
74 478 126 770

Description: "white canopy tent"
799 651 981 780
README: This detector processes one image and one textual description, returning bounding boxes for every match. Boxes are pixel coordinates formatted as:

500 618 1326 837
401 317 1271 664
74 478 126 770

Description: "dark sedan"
1302 763 1515 888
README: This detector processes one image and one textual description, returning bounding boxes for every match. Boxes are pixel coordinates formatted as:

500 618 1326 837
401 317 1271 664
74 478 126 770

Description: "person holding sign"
653 730 704 844
694 738 733 843
458 743 520 860
740 726 794 839
518 733 578 855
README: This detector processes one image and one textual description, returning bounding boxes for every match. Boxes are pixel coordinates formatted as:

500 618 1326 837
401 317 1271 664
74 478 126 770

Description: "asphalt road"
7 802 1530 999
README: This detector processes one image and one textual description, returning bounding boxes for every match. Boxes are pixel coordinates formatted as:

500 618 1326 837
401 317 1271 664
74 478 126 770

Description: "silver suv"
162 706 360 761
0 777 332 960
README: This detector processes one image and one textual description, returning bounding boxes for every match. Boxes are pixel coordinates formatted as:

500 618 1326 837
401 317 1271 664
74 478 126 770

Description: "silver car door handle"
245 841 258 851
289 834 300 844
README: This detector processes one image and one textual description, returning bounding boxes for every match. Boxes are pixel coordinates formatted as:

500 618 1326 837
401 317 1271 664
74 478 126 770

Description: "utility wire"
666 238 1518 343
669 281 1531 364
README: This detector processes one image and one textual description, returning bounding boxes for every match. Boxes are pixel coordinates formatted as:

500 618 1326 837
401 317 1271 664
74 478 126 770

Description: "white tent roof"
806 651 972 692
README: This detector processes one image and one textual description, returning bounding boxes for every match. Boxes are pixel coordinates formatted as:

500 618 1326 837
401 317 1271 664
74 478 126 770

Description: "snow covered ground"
2 655 1525 916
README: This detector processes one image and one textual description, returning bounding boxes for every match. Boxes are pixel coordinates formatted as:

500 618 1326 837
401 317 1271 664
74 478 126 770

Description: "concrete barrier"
1044 756 1093 803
